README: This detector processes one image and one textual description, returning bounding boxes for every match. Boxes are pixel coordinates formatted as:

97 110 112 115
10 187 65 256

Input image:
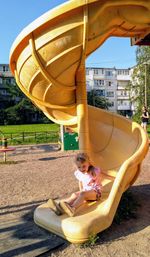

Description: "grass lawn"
0 124 60 145
0 123 59 134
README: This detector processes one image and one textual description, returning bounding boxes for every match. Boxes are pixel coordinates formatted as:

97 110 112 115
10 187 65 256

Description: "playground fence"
0 131 59 145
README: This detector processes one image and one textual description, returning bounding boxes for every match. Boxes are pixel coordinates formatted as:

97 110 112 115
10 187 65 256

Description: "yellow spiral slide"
10 0 149 243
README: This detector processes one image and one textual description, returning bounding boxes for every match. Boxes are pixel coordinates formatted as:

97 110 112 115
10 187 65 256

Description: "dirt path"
0 144 149 257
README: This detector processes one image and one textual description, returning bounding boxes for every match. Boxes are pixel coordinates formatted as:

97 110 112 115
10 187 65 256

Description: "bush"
132 112 141 124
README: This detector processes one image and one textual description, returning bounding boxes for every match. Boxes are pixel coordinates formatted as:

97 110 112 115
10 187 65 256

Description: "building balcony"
117 75 130 80
117 85 129 90
117 95 130 99
0 71 12 77
117 105 131 110
93 74 105 79
104 75 116 79
94 85 105 90
93 73 116 78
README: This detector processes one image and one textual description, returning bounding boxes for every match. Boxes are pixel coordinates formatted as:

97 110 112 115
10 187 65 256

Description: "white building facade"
0 64 135 116
0 64 15 109
0 64 15 96
0 64 14 81
86 67 134 116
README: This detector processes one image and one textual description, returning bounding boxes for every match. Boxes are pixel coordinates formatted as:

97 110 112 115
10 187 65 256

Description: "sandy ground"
0 144 150 257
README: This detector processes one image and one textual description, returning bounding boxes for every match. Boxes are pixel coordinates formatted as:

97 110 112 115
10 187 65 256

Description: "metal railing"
0 131 59 145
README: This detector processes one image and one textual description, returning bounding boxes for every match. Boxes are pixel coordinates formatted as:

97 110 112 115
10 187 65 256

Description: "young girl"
48 152 102 217
141 106 149 131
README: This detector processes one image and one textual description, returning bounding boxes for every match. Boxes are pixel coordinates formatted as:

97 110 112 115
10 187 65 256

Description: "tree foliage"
87 90 112 109
0 79 50 125
130 46 150 122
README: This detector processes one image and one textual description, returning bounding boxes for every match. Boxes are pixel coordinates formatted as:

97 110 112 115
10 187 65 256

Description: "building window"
105 70 112 76
96 89 105 97
119 90 128 96
108 81 111 86
118 100 123 105
117 69 129 75
94 69 98 75
106 91 114 97
100 80 104 85
86 69 89 75
98 69 104 75
94 79 104 87
11 78 15 84
1 89 7 95
125 70 129 75
6 78 11 84
2 65 9 72
110 101 114 107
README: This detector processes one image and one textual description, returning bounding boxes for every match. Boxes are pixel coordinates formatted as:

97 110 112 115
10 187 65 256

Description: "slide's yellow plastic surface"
10 0 149 243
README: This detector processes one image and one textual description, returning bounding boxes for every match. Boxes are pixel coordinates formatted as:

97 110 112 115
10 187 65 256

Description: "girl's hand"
88 178 96 186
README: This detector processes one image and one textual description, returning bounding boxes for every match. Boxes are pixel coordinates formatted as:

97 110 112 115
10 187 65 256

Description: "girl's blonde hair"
75 153 96 176
75 152 90 163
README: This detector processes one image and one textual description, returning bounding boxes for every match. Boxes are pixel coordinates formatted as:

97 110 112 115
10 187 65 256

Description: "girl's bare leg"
64 191 80 206
72 190 97 209
143 124 147 131
141 123 147 132
60 190 97 217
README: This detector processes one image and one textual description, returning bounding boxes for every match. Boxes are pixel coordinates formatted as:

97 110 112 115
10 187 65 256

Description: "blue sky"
1 0 137 68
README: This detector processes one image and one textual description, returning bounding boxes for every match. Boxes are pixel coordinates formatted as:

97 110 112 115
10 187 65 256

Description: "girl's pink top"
74 167 101 191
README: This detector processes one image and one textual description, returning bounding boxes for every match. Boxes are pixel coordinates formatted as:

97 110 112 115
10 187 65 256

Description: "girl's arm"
94 168 102 184
146 112 149 118
143 112 149 118
79 181 83 191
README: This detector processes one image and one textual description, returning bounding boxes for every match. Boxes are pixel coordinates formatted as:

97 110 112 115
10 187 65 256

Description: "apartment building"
86 67 134 116
0 64 134 116
0 64 45 124
0 64 15 108
0 64 14 84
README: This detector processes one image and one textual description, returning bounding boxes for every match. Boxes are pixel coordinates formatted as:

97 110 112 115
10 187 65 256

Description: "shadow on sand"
13 144 60 156
0 184 149 256
38 154 72 161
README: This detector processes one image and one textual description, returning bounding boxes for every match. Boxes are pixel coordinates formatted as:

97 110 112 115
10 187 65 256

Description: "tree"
130 46 150 122
0 79 50 125
87 90 111 109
